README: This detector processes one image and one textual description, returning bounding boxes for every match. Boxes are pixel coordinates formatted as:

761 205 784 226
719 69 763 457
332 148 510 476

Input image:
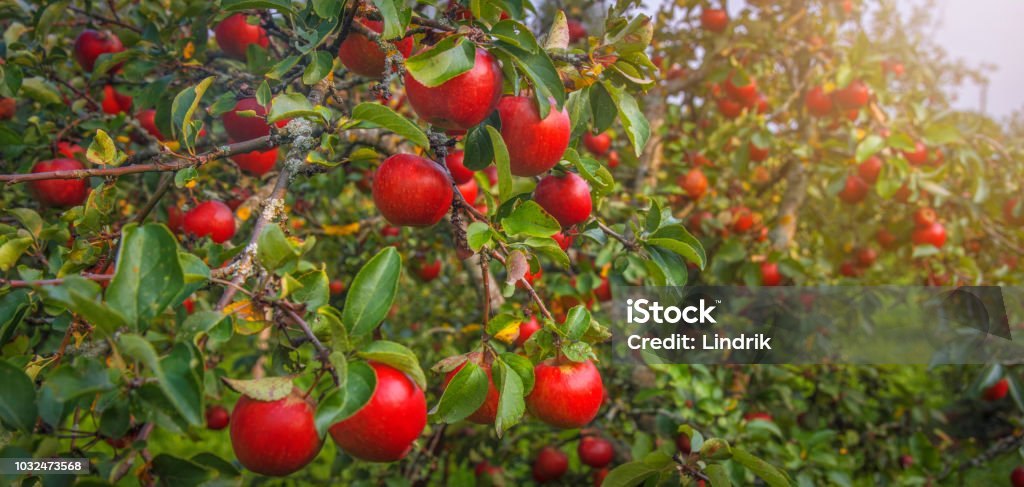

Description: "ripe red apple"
457 178 479 204
338 18 414 77
552 231 574 251
805 86 834 117
404 48 502 131
497 96 571 177
839 260 861 278
744 412 773 422
102 85 133 114
532 446 568 483
700 8 729 32
443 352 499 424
373 154 454 226
183 297 195 314
912 207 937 227
526 359 603 428
731 207 754 233
857 156 882 184
594 468 609 486
578 436 614 468
30 159 89 208
329 279 345 295
902 142 929 166
516 267 542 289
900 454 914 469
1011 466 1024 487
415 258 442 282
73 29 124 72
135 109 169 141
222 98 279 142
567 19 588 43
0 97 15 119
983 378 1009 401
724 73 758 105
834 79 869 109
445 150 474 184
583 131 611 156
676 433 691 454
594 276 612 302
534 172 592 227
607 150 620 168
760 262 781 286
230 388 322 476
184 201 236 243
214 14 270 61
329 362 427 462
515 316 541 346
475 461 503 478
231 146 279 176
1003 198 1024 225
876 229 898 250
57 142 85 159
838 175 870 204
678 168 707 199
206 405 230 430
854 247 877 267
749 142 769 162
911 222 946 248
717 97 743 118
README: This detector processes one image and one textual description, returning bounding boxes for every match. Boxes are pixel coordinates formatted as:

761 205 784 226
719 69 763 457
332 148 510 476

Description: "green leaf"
119 335 204 426
405 36 476 87
429 360 488 423
41 277 127 337
222 376 294 401
170 76 215 142
221 0 297 15
302 51 335 85
174 167 198 188
501 201 560 238
521 237 570 268
500 44 565 118
647 224 706 268
372 0 413 40
493 360 525 437
498 353 534 394
257 223 301 272
356 340 426 390
86 129 119 166
343 247 402 336
19 77 63 106
0 236 32 272
0 360 37 431
106 223 185 328
602 81 649 156
466 221 495 252
601 461 662 487
485 126 513 204
700 437 733 460
705 464 732 487
563 305 591 341
269 93 319 123
731 448 792 487
290 269 330 311
589 83 617 133
314 361 376 436
887 133 916 151
855 134 885 163
544 11 570 50
923 122 960 145
312 0 344 19
151 454 213 487
352 102 430 149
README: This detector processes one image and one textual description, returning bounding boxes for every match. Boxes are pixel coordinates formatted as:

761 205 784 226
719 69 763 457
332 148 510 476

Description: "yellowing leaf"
322 223 360 236
492 322 521 344
183 41 195 60
237 206 252 221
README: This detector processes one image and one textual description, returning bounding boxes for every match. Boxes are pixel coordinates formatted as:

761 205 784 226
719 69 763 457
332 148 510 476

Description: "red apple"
73 29 124 72
594 468 609 486
583 132 611 156
749 142 769 162
839 260 861 278
230 388 322 476
912 207 937 227
717 97 743 118
338 18 414 77
731 207 754 233
442 352 499 424
373 154 453 226
834 79 870 109
533 172 592 227
526 358 603 428
552 231 574 251
678 168 708 199
1011 466 1024 487
231 146 279 176
102 85 133 114
805 86 834 117
184 201 236 243
222 98 278 142
676 433 691 454
724 72 758 105
760 262 782 286
329 362 427 462
415 258 442 282
744 412 773 422
876 229 898 250
516 267 542 290
838 175 870 204
578 436 614 468
594 276 612 302
445 150 474 184
567 19 588 43
135 109 168 141
206 405 230 430
0 97 15 119
700 8 729 32
515 316 541 347
496 96 570 177
607 150 620 168
983 378 1009 401
214 14 270 61
857 156 882 184
902 142 929 166
329 279 345 295
855 247 877 267
404 48 502 131
1003 198 1024 225
911 222 946 248
532 446 568 483
30 159 89 208
457 178 479 204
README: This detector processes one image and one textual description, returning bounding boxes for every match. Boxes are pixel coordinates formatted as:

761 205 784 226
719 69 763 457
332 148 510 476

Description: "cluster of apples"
712 71 768 120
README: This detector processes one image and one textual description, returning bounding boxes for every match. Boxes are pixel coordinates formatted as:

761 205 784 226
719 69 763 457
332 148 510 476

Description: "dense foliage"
0 0 1022 485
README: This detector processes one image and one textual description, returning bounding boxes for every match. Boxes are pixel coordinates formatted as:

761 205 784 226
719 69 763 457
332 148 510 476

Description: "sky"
708 0 1024 118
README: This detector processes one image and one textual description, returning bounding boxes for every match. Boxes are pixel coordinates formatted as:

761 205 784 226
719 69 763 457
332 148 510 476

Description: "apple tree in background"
0 0 1022 485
